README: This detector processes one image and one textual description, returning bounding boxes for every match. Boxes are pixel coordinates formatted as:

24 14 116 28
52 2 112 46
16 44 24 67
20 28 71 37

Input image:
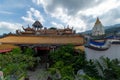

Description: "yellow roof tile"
0 44 18 50
0 35 84 45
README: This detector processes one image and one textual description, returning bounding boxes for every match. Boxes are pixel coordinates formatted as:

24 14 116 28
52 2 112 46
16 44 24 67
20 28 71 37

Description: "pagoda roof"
94 17 102 27
32 20 43 28
0 35 84 45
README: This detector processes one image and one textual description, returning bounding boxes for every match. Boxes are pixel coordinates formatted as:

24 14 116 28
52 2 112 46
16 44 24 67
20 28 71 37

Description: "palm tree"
95 57 120 80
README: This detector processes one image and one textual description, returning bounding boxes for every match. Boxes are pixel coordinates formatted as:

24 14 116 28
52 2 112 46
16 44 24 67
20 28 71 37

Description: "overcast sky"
0 0 120 34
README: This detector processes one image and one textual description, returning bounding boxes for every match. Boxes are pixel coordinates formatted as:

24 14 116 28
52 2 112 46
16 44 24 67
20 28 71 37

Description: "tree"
84 57 120 80
0 48 36 79
23 47 34 56
49 45 85 79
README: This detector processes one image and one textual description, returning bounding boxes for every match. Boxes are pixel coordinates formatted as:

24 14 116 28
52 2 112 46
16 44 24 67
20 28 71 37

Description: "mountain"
105 24 120 34
105 24 120 29
0 35 3 38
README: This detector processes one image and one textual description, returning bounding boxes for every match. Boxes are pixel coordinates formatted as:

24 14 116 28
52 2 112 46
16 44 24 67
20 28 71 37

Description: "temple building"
92 18 105 36
0 21 84 54
16 21 75 35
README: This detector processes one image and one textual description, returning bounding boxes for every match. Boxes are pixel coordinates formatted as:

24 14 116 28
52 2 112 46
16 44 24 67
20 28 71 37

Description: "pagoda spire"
94 17 101 26
92 17 105 36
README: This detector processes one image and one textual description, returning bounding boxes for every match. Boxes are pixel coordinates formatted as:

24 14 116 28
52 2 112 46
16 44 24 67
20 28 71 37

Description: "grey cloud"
35 0 120 32
101 8 120 26
75 15 96 30
107 9 120 19
46 0 104 15
43 0 105 31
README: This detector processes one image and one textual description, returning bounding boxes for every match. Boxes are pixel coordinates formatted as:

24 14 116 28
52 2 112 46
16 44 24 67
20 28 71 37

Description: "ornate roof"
32 20 43 29
22 26 35 31
0 35 84 45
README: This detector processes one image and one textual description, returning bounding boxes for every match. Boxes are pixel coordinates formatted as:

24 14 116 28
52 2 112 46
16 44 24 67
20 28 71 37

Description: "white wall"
85 44 120 60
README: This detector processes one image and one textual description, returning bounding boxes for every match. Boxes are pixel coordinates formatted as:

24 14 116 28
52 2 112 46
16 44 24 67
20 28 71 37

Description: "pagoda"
92 17 105 36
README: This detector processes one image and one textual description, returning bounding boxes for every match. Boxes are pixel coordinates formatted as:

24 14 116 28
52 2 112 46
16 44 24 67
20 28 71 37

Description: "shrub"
0 48 36 79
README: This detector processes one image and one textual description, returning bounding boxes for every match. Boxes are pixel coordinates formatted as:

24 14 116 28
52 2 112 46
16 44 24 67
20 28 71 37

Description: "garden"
1 45 120 80
0 48 37 80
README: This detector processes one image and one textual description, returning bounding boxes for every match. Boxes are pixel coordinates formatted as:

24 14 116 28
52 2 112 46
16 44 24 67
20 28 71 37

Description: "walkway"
27 64 49 80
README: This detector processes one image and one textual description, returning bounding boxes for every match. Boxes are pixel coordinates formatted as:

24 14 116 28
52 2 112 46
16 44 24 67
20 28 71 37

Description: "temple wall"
85 44 120 60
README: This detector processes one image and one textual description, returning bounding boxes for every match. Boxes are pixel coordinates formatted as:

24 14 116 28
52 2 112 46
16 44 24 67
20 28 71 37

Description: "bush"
0 48 36 79
49 45 85 79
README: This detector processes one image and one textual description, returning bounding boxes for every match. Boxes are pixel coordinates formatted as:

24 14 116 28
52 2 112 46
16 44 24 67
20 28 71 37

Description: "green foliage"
50 44 84 66
61 76 74 80
49 45 85 79
48 68 57 75
12 48 21 54
48 45 120 80
53 61 64 69
0 48 36 79
60 65 74 78
105 25 120 35
84 60 100 79
96 57 120 80
23 47 34 56
73 53 86 74
77 74 98 80
84 57 120 80
50 44 74 63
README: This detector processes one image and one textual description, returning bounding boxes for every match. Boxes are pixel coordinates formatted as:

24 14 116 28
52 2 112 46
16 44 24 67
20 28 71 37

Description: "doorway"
36 47 50 64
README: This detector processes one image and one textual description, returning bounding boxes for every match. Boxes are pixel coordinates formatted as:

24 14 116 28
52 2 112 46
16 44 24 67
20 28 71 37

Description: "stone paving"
27 64 49 80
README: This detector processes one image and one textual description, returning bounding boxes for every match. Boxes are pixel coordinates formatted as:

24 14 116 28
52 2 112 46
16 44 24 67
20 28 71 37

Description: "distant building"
92 18 105 36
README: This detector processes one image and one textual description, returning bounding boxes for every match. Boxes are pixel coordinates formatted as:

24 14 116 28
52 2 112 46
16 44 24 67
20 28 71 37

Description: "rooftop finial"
32 20 43 30
95 17 101 25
